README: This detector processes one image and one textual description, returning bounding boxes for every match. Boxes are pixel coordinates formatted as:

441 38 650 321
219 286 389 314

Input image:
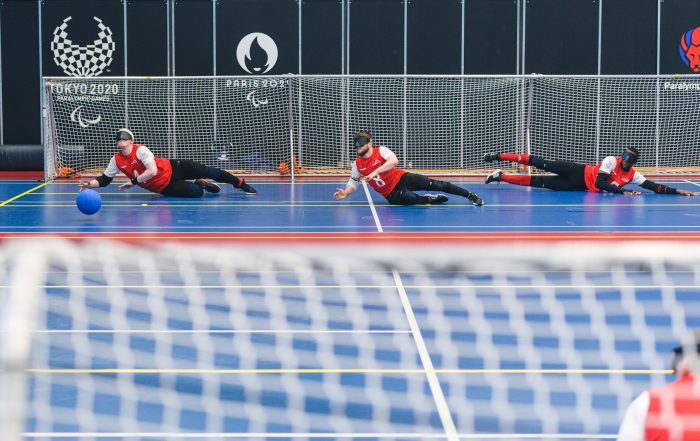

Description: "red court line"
2 231 700 243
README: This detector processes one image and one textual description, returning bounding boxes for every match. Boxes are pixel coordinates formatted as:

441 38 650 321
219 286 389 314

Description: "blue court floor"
4 177 700 440
2 178 700 233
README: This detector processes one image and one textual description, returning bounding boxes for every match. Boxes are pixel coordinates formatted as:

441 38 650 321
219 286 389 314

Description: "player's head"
620 147 639 171
353 130 373 156
115 128 134 148
671 329 700 377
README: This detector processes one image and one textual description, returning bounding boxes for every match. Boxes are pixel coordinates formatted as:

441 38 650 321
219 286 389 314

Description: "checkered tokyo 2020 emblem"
51 16 115 77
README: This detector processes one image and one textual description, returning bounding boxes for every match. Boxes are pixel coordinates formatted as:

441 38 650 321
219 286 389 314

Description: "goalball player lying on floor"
79 128 257 197
333 131 485 206
483 147 697 196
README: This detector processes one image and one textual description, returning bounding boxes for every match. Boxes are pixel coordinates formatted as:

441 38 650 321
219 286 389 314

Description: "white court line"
21 433 617 439
392 269 459 441
361 180 458 441
684 179 700 188
35 329 412 334
362 181 383 233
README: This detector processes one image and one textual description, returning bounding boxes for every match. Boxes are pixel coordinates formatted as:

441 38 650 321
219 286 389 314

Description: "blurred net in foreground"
1 240 698 440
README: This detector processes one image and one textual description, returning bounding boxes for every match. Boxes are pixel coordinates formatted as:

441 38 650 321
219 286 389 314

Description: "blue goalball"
76 189 102 215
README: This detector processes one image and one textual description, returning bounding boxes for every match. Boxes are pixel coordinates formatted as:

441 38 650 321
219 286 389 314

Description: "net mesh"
2 239 699 440
43 75 700 180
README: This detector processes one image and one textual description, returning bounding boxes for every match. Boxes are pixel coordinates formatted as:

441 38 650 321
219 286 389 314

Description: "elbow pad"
95 174 113 187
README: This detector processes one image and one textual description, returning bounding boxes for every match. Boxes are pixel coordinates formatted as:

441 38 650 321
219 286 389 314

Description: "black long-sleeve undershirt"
640 179 679 194
596 172 680 194
594 172 625 194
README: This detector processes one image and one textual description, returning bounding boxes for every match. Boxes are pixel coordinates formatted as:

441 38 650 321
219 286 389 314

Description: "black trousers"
386 172 472 205
528 157 588 191
160 159 241 198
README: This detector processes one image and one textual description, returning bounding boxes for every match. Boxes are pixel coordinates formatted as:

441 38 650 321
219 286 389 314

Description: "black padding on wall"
525 0 598 74
349 0 404 74
0 144 43 170
302 0 342 74
2 0 40 144
464 0 518 74
407 0 461 74
127 0 168 76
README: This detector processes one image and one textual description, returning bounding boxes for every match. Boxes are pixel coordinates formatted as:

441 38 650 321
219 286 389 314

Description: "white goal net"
43 75 700 180
2 239 698 440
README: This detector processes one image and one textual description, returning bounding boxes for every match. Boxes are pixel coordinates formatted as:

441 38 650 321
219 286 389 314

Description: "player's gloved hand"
623 191 642 195
677 189 699 196
333 188 347 200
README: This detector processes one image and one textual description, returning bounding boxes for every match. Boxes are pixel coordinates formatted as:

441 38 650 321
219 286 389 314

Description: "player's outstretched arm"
337 162 362 200
595 172 627 194
81 158 118 191
640 180 698 196
79 175 114 191
79 179 97 191
334 185 356 200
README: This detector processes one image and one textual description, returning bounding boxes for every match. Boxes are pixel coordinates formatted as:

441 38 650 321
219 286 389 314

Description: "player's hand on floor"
78 181 91 191
623 191 641 195
118 182 134 191
677 189 699 196
333 188 347 200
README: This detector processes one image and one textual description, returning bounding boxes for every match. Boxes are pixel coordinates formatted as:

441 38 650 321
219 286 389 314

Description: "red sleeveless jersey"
645 374 700 441
113 144 173 193
584 156 638 192
354 147 406 197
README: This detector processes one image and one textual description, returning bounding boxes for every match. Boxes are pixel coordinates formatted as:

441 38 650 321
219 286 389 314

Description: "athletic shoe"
195 179 221 193
237 179 257 195
424 194 449 205
485 169 503 184
466 192 485 206
483 153 501 162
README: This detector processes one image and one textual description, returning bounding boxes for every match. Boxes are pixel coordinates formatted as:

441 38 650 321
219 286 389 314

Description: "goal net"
43 75 700 180
2 239 697 440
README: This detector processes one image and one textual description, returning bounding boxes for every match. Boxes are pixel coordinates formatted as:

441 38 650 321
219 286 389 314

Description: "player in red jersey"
333 131 484 205
78 128 257 197
483 147 697 196
618 329 700 440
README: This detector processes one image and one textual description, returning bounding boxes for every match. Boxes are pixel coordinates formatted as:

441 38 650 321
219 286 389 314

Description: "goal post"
42 75 700 180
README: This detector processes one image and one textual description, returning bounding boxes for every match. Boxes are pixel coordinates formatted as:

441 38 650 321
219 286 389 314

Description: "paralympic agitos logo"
679 27 700 73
